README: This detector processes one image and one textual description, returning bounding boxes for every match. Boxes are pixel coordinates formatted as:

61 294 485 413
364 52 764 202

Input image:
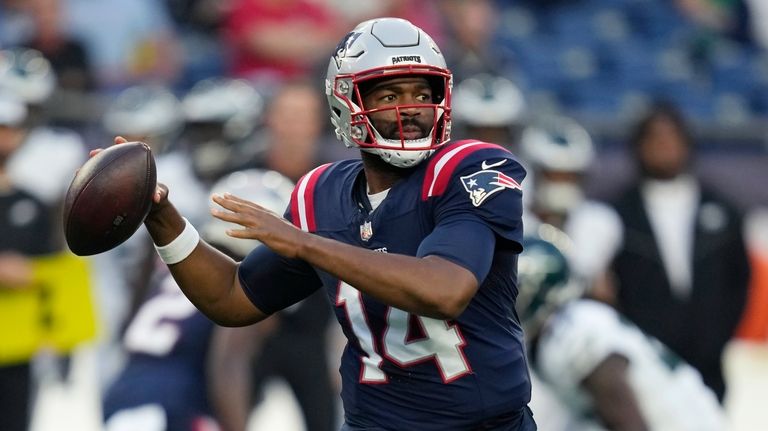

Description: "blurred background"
0 0 767 430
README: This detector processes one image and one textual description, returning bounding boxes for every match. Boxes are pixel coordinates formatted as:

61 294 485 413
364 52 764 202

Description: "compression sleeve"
417 218 496 284
237 245 323 314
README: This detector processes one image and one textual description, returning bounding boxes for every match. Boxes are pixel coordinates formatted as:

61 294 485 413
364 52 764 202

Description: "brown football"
63 142 156 256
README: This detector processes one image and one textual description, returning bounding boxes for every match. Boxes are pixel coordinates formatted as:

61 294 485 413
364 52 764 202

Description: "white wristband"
154 217 200 264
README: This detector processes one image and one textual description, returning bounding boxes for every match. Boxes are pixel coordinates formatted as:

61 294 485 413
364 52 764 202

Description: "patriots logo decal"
460 166 522 207
332 31 362 69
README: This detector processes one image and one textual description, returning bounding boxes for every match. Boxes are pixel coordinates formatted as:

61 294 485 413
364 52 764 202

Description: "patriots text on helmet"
390 55 422 65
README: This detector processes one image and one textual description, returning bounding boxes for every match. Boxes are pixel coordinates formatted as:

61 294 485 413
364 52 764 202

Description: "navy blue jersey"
239 140 531 430
103 271 215 431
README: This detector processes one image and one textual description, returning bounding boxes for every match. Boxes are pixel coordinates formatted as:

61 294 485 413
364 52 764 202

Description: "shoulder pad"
289 163 333 232
421 140 515 200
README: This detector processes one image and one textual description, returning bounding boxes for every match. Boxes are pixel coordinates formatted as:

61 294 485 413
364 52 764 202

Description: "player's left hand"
211 193 305 258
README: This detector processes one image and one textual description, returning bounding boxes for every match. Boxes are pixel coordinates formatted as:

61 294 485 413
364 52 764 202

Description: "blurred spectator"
20 0 94 94
517 228 727 431
241 79 339 180
223 0 342 93
0 0 34 47
14 0 96 134
165 0 232 88
436 0 512 82
589 102 750 402
63 0 181 92
676 0 753 44
451 73 527 150
0 48 88 208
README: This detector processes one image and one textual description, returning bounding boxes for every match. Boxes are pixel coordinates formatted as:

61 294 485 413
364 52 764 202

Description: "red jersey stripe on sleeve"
289 163 332 232
421 140 507 200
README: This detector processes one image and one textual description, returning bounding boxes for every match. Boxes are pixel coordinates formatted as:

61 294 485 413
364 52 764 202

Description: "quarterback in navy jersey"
106 17 536 431
239 142 531 430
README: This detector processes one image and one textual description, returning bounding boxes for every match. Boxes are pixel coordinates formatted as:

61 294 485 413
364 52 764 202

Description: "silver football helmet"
520 115 594 173
182 77 263 141
0 48 56 105
204 169 294 258
520 115 595 215
181 78 264 180
325 18 452 168
102 85 183 149
452 73 526 127
516 225 583 335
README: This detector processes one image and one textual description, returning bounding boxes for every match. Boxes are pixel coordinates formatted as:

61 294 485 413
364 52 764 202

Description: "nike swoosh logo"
481 159 507 170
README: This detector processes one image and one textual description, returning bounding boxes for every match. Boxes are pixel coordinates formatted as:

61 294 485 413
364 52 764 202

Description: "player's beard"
373 117 431 141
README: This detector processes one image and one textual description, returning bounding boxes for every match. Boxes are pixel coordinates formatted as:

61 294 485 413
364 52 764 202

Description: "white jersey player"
518 229 727 431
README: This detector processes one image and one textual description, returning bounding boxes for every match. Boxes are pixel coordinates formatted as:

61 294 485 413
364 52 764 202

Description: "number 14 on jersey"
336 282 472 383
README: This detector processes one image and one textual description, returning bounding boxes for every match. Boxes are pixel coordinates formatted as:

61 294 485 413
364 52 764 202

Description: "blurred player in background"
517 226 727 431
0 47 88 208
110 17 535 430
102 168 291 431
517 115 623 293
179 77 264 185
519 115 596 231
450 73 527 151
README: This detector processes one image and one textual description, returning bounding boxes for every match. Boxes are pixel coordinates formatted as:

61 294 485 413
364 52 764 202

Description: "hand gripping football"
63 142 156 256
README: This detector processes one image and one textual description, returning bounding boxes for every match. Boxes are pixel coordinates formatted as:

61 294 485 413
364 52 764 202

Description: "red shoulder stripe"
289 163 332 232
421 140 507 200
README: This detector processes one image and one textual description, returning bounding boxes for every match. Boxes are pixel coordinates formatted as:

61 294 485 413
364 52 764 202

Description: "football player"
106 17 534 430
1 48 88 207
517 227 727 431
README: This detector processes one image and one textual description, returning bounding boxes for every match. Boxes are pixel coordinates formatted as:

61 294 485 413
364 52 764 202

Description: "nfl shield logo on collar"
360 221 373 241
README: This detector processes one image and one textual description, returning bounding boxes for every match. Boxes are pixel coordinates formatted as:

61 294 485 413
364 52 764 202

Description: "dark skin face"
359 76 438 192
636 116 690 180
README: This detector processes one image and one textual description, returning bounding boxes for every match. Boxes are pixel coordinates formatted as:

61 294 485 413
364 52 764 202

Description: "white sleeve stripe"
296 165 326 232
